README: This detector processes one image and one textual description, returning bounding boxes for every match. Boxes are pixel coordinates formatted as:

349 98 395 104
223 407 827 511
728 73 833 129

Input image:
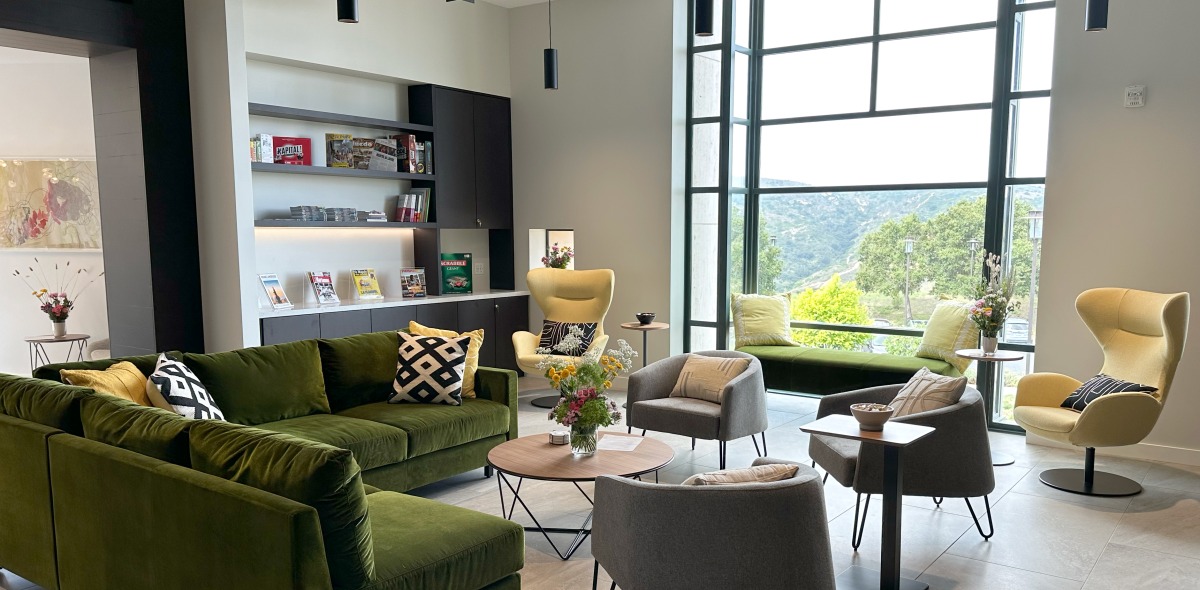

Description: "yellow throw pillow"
682 463 799 486
408 321 483 398
669 354 751 404
60 361 153 406
732 293 796 347
914 302 979 373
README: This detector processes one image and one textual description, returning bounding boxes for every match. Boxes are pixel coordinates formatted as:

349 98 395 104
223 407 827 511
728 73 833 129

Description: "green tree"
790 275 872 350
730 213 784 295
855 213 924 301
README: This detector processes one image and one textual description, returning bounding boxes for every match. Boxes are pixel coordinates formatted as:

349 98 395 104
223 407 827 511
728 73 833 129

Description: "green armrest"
0 415 61 590
474 367 519 440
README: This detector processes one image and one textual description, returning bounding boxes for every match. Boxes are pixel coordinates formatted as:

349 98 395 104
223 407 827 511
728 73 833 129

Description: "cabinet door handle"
476 218 482 228
495 304 500 310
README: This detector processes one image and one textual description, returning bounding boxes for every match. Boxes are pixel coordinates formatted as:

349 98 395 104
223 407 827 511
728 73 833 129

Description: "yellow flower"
604 380 612 388
566 365 577 375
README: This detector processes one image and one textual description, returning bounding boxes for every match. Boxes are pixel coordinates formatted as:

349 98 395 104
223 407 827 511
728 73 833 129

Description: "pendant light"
544 0 558 89
695 0 714 37
1085 0 1108 31
338 0 358 23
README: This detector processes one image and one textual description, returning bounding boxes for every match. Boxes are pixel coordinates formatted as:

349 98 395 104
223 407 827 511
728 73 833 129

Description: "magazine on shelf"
307 271 340 305
351 137 375 170
400 268 427 298
273 136 312 165
258 273 293 310
388 133 411 171
439 253 473 294
351 268 384 299
369 138 399 171
326 133 354 168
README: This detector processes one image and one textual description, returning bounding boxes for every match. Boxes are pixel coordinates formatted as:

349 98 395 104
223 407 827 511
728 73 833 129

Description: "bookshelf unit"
250 161 435 182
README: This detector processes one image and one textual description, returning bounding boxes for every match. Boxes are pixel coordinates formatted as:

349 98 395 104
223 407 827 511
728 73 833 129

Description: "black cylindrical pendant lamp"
544 48 559 90
338 0 359 23
695 0 714 37
1085 0 1108 31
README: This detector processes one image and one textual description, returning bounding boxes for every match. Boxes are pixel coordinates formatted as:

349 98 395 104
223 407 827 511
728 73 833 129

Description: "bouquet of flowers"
541 242 573 269
538 325 637 454
969 252 1020 338
12 258 104 323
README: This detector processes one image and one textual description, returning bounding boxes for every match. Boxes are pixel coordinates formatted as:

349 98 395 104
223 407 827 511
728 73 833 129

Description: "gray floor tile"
947 492 1124 581
827 502 975 579
1109 485 1200 560
1142 461 1200 494
919 554 1084 590
0 571 35 590
1080 544 1200 590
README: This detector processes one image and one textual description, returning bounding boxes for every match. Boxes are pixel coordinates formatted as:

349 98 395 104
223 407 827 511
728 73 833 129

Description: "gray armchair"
626 351 768 468
808 385 996 547
591 458 836 590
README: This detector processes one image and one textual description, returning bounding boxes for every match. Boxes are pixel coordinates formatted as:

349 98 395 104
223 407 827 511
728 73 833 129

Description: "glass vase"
570 423 598 457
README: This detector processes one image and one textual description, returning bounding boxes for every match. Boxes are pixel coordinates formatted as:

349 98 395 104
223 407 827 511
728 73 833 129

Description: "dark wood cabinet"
473 94 514 229
415 302 458 331
494 296 529 372
371 306 416 332
426 87 477 229
458 299 497 368
261 315 320 345
319 310 372 339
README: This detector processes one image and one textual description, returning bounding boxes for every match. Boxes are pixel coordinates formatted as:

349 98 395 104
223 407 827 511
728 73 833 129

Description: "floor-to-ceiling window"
684 0 1055 431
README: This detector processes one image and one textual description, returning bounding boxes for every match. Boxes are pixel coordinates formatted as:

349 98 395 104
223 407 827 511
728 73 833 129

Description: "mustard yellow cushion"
60 361 152 406
732 293 795 347
669 354 751 404
408 321 483 398
682 463 799 485
915 302 979 373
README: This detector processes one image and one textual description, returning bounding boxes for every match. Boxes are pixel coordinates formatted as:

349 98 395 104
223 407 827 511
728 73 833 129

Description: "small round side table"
619 321 670 368
956 348 1025 467
26 333 90 373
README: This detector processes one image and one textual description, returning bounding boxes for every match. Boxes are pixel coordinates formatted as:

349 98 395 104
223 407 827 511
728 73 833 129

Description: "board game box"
439 253 472 294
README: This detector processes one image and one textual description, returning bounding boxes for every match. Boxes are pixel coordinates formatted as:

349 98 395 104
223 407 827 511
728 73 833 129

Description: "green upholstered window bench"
736 345 962 396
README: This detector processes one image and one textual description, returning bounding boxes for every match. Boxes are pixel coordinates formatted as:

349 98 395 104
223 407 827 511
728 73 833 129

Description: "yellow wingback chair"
513 268 615 406
1014 288 1189 497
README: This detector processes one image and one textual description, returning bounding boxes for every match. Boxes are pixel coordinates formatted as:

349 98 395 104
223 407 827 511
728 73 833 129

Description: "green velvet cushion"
184 340 330 425
364 491 523 590
337 399 510 458
80 394 193 466
737 345 961 395
189 420 374 590
0 373 91 435
255 414 408 471
319 331 401 413
0 414 60 590
362 436 506 493
33 353 166 383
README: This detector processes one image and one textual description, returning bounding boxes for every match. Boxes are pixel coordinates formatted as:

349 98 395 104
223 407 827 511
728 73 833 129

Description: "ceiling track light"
695 0 714 37
337 0 358 23
544 0 558 89
1085 0 1109 31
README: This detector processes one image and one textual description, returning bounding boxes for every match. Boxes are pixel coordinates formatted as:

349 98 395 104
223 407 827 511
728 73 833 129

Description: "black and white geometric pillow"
538 320 598 357
1060 373 1158 412
391 331 472 406
145 353 226 420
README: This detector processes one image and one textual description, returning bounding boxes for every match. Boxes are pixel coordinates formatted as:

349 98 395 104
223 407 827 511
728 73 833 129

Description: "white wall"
243 0 512 97
1038 0 1200 464
0 50 107 376
508 0 688 364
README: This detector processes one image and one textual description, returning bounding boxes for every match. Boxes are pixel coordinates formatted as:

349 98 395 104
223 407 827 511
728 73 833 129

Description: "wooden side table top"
25 334 91 344
800 414 934 447
955 349 1025 362
487 432 674 481
619 321 670 332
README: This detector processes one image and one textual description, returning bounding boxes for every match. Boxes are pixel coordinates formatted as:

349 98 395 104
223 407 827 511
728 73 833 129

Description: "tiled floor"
5 379 1200 590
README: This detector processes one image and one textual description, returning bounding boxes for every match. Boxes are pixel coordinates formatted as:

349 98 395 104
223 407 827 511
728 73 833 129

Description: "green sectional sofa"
0 330 524 590
737 345 962 395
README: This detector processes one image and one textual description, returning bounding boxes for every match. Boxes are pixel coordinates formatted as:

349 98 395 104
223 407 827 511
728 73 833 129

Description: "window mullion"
869 0 882 112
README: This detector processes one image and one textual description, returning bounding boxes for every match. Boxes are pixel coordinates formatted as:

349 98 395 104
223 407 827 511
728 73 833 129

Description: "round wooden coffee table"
487 432 673 560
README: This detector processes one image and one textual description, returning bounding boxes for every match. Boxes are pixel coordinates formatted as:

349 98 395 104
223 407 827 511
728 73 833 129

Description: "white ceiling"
0 46 85 65
483 0 547 8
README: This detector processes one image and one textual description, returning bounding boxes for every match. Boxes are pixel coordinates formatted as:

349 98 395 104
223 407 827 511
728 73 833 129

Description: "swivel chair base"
1039 447 1142 497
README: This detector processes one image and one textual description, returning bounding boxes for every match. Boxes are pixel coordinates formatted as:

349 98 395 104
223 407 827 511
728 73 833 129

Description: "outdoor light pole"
967 238 981 270
903 238 915 324
1027 210 1043 342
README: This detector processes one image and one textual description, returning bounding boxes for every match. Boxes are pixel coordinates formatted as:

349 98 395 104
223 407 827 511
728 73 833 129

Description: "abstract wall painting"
0 159 101 250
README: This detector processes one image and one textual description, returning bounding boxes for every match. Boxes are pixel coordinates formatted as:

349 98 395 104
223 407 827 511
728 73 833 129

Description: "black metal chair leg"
641 429 646 436
610 582 617 590
752 434 762 457
691 437 696 450
762 431 768 456
592 560 599 590
932 496 943 506
851 493 871 550
720 441 727 469
964 495 995 540
627 426 632 434
823 472 829 484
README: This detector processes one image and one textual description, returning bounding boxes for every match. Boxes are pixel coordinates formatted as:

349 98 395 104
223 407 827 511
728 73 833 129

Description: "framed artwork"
0 159 101 249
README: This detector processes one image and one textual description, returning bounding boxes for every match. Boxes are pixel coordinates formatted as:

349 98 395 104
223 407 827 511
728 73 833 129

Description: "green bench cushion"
737 345 961 395
319 331 401 413
0 373 91 435
189 420 374 590
80 394 194 466
337 399 510 459
364 491 523 590
184 340 330 425
32 353 164 383
255 414 409 471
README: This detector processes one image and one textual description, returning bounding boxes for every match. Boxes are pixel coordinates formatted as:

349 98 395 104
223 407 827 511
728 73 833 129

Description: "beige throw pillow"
682 463 799 486
732 293 796 347
669 355 751 404
889 367 968 417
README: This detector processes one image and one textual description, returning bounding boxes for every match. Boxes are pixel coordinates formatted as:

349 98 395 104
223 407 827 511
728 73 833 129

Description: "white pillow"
145 353 225 420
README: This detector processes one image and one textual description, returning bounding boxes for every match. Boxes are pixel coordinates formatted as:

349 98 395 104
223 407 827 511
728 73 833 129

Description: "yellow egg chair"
512 268 615 407
1014 288 1189 496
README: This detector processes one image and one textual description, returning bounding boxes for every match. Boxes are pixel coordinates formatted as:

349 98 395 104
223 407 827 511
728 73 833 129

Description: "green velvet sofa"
736 345 962 395
0 330 524 590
